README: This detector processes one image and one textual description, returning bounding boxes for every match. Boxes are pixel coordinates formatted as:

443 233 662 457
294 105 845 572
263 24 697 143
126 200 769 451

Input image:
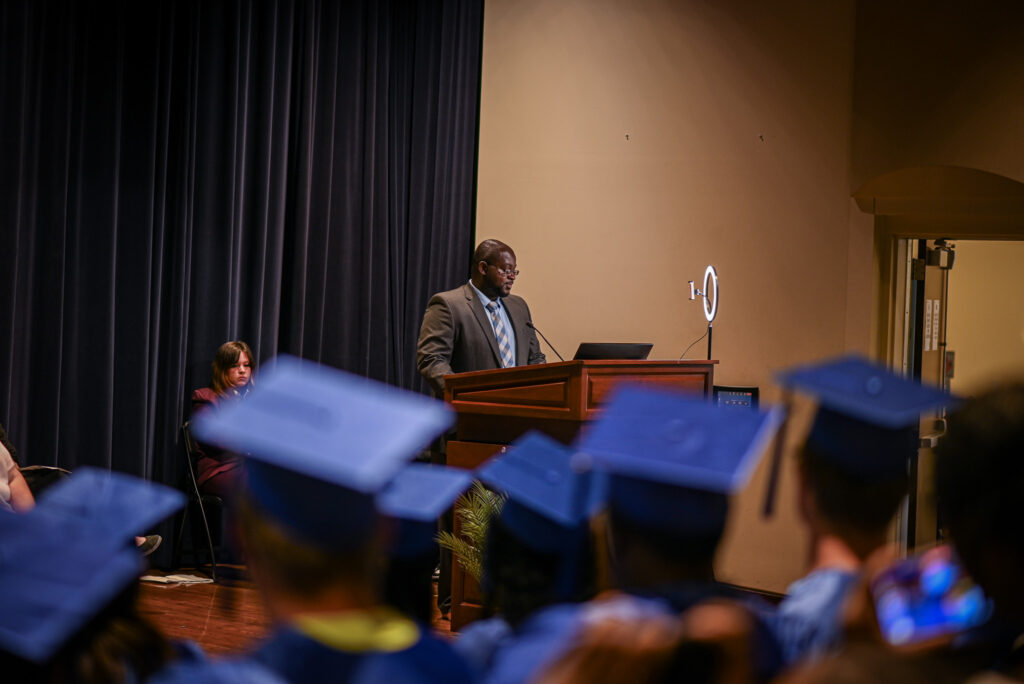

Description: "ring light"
703 265 718 323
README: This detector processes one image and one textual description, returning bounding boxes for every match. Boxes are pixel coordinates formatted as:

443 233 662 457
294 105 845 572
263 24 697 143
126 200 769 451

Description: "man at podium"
417 238 546 397
417 238 546 617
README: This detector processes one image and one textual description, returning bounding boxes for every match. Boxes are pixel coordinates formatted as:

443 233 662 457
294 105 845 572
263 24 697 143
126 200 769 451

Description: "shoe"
137 535 162 557
437 595 452 618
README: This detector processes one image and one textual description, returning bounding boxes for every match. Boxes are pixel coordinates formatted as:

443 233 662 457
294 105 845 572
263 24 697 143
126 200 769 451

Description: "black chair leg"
172 507 188 571
180 421 224 583
195 500 218 583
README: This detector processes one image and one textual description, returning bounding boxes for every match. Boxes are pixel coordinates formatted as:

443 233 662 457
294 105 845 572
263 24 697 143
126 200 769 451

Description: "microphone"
526 321 565 362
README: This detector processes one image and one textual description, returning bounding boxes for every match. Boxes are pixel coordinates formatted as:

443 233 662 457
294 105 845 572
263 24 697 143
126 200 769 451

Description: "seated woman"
190 340 254 498
2 424 162 554
0 424 35 513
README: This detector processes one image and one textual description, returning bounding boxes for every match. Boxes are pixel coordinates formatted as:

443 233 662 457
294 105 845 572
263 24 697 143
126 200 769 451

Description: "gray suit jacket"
417 283 546 395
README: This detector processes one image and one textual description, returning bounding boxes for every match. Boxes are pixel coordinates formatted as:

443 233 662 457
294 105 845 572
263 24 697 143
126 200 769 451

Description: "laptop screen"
572 343 653 360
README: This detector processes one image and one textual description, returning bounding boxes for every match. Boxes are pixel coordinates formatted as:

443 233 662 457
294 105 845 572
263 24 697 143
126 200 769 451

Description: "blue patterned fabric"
768 567 860 665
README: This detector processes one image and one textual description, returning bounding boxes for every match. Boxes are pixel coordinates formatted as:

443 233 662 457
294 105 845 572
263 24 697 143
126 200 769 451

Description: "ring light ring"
703 265 718 323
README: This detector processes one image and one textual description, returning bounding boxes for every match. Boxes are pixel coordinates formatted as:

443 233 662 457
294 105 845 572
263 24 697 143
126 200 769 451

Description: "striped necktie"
486 301 515 368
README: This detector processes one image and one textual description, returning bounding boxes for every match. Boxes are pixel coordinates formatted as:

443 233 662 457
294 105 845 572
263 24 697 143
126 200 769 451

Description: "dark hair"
382 552 436 624
936 384 1024 567
608 505 725 568
0 582 174 684
481 516 597 626
472 239 513 270
235 494 379 599
211 340 254 396
799 444 909 536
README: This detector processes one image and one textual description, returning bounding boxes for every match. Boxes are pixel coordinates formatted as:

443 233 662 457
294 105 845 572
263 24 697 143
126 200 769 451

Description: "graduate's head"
482 503 598 625
777 356 955 555
472 238 517 299
376 464 474 622
476 432 604 624
797 438 909 545
191 355 453 607
606 477 728 576
936 382 1024 624
577 385 783 588
234 478 382 602
0 469 184 680
377 464 474 560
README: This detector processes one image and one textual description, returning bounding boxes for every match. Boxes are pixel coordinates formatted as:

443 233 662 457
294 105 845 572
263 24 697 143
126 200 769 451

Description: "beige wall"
477 0 1024 594
947 241 1024 396
478 0 856 592
851 2 1024 191
850 3 1024 386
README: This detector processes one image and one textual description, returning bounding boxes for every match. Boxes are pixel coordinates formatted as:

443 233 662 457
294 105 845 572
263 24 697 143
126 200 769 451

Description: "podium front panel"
442 359 716 630
584 365 712 411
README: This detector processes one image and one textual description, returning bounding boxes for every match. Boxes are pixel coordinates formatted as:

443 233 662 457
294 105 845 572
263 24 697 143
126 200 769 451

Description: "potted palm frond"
436 481 506 582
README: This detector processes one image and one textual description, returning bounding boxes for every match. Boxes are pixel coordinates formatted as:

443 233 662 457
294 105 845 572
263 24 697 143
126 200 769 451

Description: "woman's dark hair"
211 340 254 396
481 515 597 627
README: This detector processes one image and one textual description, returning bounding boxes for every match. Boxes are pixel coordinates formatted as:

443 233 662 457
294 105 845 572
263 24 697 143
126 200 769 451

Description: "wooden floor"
139 568 454 656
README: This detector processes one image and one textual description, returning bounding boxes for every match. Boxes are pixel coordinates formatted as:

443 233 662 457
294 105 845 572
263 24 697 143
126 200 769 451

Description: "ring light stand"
688 265 719 360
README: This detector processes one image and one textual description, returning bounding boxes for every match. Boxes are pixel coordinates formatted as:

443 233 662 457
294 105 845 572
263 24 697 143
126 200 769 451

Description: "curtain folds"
0 0 483 492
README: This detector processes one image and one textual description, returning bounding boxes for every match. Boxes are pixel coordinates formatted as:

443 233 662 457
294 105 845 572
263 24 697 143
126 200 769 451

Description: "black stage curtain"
0 0 482 489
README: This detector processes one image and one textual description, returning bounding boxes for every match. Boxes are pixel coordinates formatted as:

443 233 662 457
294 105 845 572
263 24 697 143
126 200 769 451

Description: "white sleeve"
0 442 15 510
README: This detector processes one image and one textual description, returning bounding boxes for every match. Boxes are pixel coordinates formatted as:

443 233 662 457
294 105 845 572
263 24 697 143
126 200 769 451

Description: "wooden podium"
442 359 716 630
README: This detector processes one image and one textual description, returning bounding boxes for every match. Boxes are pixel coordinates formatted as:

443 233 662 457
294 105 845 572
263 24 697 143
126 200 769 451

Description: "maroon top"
190 387 241 492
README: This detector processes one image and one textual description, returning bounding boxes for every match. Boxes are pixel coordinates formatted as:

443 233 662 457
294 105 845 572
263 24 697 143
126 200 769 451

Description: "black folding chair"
19 464 72 497
172 421 223 582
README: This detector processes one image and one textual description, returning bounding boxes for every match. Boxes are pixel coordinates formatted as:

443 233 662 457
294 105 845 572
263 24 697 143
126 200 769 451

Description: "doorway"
887 238 953 552
856 166 1024 554
887 238 1024 551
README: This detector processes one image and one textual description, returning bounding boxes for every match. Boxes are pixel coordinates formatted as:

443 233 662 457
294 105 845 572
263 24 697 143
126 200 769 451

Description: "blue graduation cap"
35 466 185 549
777 355 957 479
191 355 454 548
476 431 605 600
576 384 784 535
376 464 474 557
476 431 606 553
0 470 184 663
0 513 145 663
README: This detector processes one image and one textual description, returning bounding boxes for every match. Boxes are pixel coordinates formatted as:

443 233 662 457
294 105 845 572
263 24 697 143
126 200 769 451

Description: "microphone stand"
526 321 564 361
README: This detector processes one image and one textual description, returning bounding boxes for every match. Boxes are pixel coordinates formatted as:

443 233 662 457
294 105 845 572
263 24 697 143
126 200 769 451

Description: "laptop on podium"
572 343 653 360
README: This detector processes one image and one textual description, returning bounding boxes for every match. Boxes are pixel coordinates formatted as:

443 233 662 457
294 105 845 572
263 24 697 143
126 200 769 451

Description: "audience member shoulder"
192 386 220 407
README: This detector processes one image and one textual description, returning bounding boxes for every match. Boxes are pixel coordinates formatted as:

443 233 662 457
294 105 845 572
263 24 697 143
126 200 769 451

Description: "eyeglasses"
486 262 519 277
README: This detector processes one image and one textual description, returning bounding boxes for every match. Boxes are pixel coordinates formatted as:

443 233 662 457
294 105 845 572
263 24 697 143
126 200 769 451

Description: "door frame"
859 167 1024 552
